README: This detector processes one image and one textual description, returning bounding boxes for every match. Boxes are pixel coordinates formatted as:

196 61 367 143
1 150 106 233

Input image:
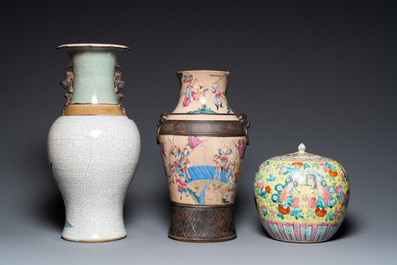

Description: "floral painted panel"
254 151 350 242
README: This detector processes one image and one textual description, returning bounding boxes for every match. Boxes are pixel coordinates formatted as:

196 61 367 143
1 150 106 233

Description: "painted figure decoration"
160 137 245 206
253 144 350 243
174 71 232 114
157 70 250 242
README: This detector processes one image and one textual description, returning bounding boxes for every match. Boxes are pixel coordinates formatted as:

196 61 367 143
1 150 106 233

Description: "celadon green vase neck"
57 43 130 104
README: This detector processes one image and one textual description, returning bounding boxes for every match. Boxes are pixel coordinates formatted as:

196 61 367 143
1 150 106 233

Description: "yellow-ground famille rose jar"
253 144 350 243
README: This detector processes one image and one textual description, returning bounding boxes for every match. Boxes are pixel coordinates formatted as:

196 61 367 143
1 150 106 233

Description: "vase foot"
168 202 236 242
61 235 126 243
168 234 236 243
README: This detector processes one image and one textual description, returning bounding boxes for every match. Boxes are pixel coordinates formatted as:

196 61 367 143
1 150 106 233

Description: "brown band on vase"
62 104 126 116
159 120 246 137
168 202 236 242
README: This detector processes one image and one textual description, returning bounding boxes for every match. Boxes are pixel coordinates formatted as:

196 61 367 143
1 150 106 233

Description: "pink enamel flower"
292 197 301 208
320 185 330 204
335 208 340 219
308 197 317 209
160 142 166 156
256 180 264 189
187 137 203 149
183 76 193 82
319 163 328 172
237 140 245 159
279 165 287 175
269 209 275 218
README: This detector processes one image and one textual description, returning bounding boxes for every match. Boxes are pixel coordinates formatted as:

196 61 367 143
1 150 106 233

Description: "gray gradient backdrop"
0 1 396 264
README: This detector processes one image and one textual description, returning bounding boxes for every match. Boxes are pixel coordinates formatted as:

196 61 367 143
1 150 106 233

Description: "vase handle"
237 113 251 145
60 62 73 114
114 64 126 113
156 113 170 144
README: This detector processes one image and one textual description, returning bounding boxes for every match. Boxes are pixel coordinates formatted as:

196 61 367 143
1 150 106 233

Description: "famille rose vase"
156 70 250 242
47 44 141 242
254 144 350 243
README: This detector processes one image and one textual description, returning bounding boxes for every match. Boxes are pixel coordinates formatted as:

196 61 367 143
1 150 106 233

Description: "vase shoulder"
62 104 125 116
166 114 239 121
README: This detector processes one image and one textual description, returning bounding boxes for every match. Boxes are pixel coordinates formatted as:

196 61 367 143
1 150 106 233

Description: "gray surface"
0 1 396 264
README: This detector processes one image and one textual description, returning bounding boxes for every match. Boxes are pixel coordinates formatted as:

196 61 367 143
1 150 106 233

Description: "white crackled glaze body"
48 116 140 241
47 44 140 242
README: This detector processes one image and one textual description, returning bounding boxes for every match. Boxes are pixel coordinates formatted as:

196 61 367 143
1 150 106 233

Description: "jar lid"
269 143 335 163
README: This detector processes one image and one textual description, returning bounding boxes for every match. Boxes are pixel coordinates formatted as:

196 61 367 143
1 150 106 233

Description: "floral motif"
275 184 284 193
335 184 342 194
160 142 166 156
292 197 301 208
279 165 288 175
186 136 204 149
329 169 338 177
183 74 193 83
254 148 350 242
271 194 280 203
257 180 264 189
327 198 336 208
292 162 303 167
308 197 317 209
278 205 290 215
237 140 245 159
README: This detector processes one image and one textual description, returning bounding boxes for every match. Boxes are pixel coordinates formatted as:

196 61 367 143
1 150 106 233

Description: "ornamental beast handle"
156 113 170 144
237 113 251 145
60 62 73 114
114 64 126 113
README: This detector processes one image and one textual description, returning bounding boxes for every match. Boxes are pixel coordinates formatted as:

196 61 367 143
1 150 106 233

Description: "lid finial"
298 143 306 153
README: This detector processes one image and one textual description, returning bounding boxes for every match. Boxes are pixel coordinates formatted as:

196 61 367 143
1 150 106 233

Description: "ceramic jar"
47 43 141 242
254 144 350 243
157 70 250 242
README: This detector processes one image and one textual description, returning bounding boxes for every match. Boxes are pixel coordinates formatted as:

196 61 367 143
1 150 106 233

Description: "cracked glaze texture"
47 115 140 241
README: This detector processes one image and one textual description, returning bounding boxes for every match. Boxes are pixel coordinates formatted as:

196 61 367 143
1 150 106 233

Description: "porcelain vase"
254 144 350 243
47 43 141 242
157 70 250 242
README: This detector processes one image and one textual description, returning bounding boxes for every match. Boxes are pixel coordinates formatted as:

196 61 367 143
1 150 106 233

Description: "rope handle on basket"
156 113 170 144
237 113 251 145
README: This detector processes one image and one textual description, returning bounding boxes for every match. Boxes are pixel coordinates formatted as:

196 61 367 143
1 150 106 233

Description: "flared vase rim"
175 70 231 75
56 43 131 50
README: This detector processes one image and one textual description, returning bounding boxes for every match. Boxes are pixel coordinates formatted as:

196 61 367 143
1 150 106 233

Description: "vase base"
168 202 236 242
61 235 126 243
168 234 237 243
271 237 329 244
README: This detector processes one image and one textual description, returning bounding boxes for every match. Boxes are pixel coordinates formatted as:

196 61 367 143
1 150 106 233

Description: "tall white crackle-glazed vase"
47 43 141 242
